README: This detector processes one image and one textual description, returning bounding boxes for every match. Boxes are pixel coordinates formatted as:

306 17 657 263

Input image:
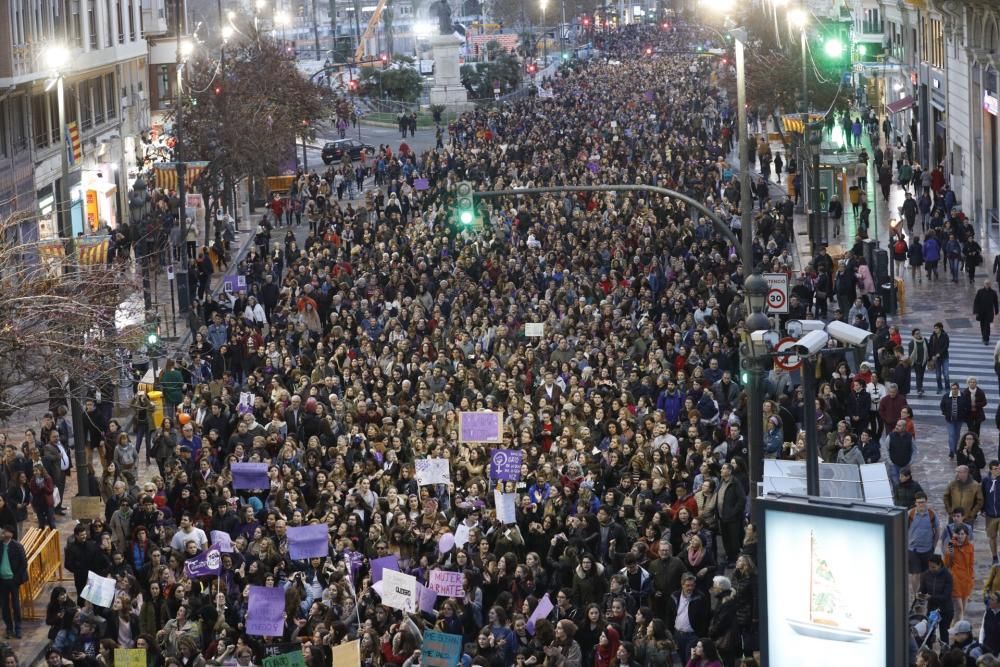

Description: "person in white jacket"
243 296 267 328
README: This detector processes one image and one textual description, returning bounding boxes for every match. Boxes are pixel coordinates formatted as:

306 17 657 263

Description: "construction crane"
354 0 391 62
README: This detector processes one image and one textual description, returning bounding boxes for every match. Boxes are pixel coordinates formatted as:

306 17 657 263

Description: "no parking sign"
764 272 789 314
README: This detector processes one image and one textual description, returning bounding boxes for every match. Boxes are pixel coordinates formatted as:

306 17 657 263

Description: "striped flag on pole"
65 122 82 165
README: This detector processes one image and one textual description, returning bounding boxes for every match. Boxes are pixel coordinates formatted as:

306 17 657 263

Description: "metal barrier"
19 527 64 619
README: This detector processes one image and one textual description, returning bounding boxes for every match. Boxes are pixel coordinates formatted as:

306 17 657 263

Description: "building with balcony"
0 0 150 243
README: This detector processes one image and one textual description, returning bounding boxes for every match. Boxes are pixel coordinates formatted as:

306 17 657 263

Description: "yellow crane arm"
354 0 390 62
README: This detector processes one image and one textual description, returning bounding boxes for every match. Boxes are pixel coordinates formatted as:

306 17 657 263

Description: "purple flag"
247 585 286 636
644 91 654 102
232 463 269 490
210 531 233 553
526 593 554 634
185 546 222 578
414 178 429 191
489 449 523 481
418 583 438 614
587 162 600 174
370 554 399 583
287 524 329 560
344 549 364 578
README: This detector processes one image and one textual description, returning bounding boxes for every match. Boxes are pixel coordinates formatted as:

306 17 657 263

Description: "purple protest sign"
231 463 270 490
428 570 465 597
418 583 438 614
247 585 286 636
185 546 222 578
210 531 233 553
644 90 654 102
526 593 554 634
489 449 523 481
414 178 429 191
459 411 502 443
287 524 330 560
587 161 600 174
344 549 364 577
370 554 399 583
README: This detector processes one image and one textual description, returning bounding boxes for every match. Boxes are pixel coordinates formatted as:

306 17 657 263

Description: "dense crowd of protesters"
0 17 992 667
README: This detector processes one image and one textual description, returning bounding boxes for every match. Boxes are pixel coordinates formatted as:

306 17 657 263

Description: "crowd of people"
0 17 996 667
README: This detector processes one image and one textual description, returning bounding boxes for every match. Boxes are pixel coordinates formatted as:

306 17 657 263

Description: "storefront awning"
887 96 914 114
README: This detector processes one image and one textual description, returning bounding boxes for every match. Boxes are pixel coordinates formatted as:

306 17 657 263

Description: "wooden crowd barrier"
18 527 64 619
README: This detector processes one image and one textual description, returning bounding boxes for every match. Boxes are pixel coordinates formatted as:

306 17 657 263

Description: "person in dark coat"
974 280 1000 345
665 574 711 660
0 525 28 638
64 524 102 596
715 463 746 567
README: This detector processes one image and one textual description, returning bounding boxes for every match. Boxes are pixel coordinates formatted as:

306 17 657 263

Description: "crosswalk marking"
868 332 998 423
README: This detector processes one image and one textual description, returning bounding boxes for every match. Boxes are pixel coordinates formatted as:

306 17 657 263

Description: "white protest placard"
454 523 472 549
81 571 117 608
415 458 450 486
428 569 465 597
381 569 418 613
494 491 517 524
525 323 545 337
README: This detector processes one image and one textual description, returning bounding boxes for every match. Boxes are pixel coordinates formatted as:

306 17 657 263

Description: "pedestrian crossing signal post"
454 181 484 230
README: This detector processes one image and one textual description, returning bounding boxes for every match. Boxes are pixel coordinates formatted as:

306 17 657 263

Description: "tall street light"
700 0 770 499
174 33 194 314
275 10 291 50
540 0 549 64
43 43 90 495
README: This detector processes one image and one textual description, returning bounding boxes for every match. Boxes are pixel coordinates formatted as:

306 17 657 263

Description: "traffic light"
214 85 222 95
644 47 652 56
857 44 867 57
455 181 475 226
527 62 537 75
561 52 569 60
582 16 590 27
145 318 164 357
348 79 358 93
823 37 844 59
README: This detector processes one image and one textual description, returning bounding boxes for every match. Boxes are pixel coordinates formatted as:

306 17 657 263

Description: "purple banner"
232 463 270 490
370 554 399 583
489 449 523 481
459 412 501 443
418 583 439 614
287 524 329 560
185 546 222 578
247 585 286 637
210 531 233 553
526 593 554 634
414 178 429 191
643 90 654 102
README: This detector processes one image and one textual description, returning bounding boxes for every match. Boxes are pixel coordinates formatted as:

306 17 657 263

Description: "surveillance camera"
792 330 830 357
786 319 826 338
827 320 873 348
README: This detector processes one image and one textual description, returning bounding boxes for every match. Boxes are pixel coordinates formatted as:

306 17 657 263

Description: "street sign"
166 265 174 282
764 272 789 314
775 337 802 371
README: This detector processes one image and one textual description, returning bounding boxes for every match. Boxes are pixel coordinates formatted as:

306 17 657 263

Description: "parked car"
321 139 376 164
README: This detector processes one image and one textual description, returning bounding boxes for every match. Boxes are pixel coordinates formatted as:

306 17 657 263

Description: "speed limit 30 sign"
764 272 789 314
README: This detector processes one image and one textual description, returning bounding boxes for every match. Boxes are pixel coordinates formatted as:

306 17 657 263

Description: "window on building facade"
11 97 28 151
158 65 171 104
93 78 105 125
931 19 943 69
69 0 83 48
116 0 124 42
0 101 8 159
79 80 93 130
128 0 136 39
87 0 98 49
106 73 117 119
32 94 49 149
47 89 58 144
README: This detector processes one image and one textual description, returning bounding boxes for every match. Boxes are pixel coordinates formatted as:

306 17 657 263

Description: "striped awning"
153 161 210 192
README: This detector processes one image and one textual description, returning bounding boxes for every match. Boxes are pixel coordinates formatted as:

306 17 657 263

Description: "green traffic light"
459 210 474 225
562 52 569 59
824 38 844 59
858 44 868 56
740 370 749 385
147 332 159 345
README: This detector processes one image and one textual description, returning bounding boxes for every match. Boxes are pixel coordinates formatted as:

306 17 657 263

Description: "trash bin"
881 281 897 315
147 390 165 429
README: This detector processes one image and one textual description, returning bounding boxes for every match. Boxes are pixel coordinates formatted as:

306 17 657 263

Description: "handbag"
927 358 938 371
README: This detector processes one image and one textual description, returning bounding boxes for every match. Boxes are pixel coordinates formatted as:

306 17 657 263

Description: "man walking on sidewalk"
0 525 27 639
974 280 1000 345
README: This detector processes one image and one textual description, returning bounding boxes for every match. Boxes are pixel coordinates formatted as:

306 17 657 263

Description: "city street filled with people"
5 16 1000 667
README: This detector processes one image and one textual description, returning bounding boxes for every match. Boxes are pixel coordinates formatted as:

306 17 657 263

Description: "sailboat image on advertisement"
786 531 873 642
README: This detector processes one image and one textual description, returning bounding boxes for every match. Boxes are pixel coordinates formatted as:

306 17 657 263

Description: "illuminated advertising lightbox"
759 495 906 667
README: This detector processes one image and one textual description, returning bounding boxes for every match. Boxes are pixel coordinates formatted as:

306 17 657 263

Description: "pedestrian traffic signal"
455 181 475 226
644 47 652 56
823 37 844 59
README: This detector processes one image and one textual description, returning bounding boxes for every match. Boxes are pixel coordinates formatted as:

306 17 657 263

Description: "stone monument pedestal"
429 33 471 110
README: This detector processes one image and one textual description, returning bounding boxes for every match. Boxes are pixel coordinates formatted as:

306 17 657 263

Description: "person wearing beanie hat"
544 619 582 667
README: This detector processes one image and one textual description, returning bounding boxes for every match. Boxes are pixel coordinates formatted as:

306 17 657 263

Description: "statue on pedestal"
430 0 453 36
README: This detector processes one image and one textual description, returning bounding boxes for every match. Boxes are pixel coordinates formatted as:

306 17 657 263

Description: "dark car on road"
321 139 375 164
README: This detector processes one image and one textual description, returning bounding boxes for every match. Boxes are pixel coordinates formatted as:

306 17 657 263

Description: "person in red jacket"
28 464 55 529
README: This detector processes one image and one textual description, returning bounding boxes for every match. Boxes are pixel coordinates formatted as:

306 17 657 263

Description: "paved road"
300 120 438 172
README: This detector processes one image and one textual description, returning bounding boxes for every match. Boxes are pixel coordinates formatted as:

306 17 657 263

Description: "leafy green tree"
360 66 424 101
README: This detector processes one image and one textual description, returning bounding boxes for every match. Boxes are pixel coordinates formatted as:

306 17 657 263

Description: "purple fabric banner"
210 531 233 553
370 554 400 583
526 593 554 634
489 449 523 481
231 463 269 490
414 178 429 191
247 585 286 636
185 546 222 578
287 524 330 560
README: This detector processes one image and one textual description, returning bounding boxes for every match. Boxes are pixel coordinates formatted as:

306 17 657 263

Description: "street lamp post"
540 0 548 64
174 28 194 314
43 43 90 496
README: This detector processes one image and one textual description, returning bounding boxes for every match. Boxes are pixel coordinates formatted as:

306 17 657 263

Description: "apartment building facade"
0 0 150 244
